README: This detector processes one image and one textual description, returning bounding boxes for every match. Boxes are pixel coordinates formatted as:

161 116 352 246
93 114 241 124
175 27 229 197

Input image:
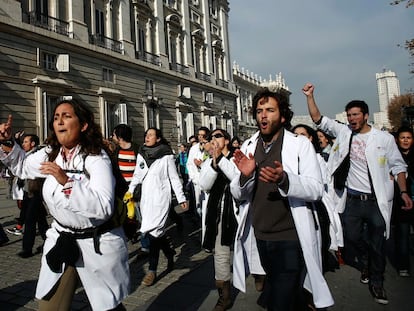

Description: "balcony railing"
90 34 123 54
136 51 161 66
22 11 69 36
195 72 211 83
216 79 229 88
170 62 190 75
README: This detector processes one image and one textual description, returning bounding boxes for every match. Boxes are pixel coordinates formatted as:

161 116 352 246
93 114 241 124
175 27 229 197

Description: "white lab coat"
0 144 129 311
230 130 334 308
128 153 186 238
317 153 344 250
186 142 209 241
199 155 239 249
318 116 407 238
187 143 203 186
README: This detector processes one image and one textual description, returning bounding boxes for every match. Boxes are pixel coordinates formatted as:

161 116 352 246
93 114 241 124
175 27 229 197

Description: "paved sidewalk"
1 178 414 310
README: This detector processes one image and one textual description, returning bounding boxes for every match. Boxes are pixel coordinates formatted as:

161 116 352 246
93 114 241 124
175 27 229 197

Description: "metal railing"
22 11 69 36
195 72 211 83
136 51 161 66
216 79 229 88
90 34 123 54
169 62 190 75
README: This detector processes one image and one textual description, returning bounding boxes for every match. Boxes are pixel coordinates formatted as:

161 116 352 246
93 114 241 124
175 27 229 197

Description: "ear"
156 137 161 142
81 123 89 132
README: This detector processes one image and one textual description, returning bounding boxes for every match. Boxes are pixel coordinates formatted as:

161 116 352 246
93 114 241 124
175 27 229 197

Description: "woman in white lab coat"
0 99 129 311
126 127 187 286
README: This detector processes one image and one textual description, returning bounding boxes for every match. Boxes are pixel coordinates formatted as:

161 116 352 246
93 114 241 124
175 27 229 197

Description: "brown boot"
253 274 265 292
213 280 232 311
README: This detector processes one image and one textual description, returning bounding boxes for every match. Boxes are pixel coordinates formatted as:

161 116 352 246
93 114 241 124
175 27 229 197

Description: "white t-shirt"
347 131 372 193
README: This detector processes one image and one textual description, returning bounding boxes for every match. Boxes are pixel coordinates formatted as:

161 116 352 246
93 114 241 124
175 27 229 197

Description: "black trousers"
256 239 307 311
148 234 175 272
22 192 48 252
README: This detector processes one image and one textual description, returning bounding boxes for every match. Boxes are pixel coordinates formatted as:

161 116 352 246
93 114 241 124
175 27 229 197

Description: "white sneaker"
6 227 23 236
399 270 410 277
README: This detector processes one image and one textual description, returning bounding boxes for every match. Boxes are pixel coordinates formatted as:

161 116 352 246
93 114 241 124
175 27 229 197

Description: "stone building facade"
0 0 237 148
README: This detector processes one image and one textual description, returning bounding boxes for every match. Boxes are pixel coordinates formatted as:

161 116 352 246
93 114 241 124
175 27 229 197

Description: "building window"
144 101 159 129
138 26 146 53
103 68 114 83
145 79 154 96
103 101 127 138
42 53 57 71
95 8 105 36
148 105 157 128
209 0 217 18
177 110 194 143
41 92 60 140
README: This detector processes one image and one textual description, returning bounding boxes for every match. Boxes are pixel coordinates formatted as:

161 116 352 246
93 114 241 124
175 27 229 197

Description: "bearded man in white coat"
303 82 412 305
230 87 334 310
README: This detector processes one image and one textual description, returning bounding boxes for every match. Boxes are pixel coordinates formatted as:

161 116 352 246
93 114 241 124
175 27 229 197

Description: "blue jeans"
342 195 386 286
256 239 307 311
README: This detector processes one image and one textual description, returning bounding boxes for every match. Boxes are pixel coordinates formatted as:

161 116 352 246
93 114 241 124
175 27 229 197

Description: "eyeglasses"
211 133 224 139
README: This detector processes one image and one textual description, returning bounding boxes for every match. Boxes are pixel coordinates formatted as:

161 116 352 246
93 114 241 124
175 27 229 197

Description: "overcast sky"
228 0 414 118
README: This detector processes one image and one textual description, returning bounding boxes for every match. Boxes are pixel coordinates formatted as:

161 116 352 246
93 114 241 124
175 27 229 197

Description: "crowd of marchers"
0 82 413 311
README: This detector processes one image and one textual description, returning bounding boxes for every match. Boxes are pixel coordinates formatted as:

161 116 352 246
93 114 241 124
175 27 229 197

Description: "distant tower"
376 69 400 112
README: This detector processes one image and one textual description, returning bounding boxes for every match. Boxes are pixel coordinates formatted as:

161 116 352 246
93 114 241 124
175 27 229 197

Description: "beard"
259 121 284 143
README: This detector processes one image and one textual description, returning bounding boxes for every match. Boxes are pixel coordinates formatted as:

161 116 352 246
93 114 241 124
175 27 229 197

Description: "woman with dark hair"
199 128 239 310
230 136 242 151
291 124 322 153
126 127 188 286
317 129 334 162
0 99 129 310
292 124 341 274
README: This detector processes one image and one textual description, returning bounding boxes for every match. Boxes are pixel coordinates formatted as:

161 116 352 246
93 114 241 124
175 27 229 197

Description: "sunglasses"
211 133 224 139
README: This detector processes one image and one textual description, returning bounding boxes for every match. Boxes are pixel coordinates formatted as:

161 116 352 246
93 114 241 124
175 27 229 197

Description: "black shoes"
360 269 369 284
36 243 45 254
18 250 34 258
369 285 388 305
167 256 174 272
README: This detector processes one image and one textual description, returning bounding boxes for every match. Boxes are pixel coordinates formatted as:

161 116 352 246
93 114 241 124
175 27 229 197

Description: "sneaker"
399 270 410 277
6 227 23 236
360 269 369 284
141 272 156 286
369 285 388 305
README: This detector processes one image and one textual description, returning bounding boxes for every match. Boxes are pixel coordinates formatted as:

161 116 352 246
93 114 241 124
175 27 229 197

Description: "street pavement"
1 178 414 310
